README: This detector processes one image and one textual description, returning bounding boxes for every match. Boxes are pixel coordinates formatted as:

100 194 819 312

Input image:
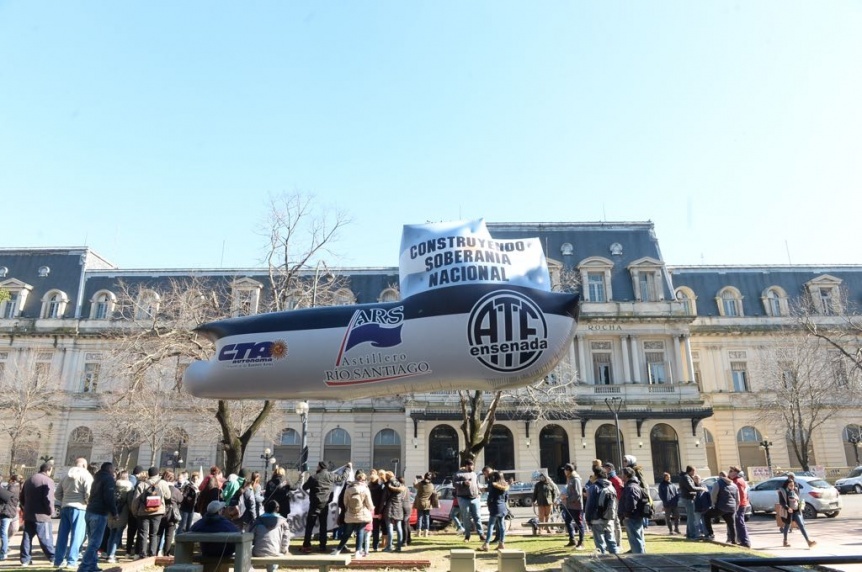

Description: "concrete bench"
450 549 475 572
498 549 527 572
521 521 567 535
251 555 351 572
171 532 253 572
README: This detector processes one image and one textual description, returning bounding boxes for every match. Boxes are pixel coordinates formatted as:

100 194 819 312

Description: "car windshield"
806 479 831 489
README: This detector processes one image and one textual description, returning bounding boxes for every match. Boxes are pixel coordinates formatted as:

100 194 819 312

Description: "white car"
747 475 841 519
834 466 862 494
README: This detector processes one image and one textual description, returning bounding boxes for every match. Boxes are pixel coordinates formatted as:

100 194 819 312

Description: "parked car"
834 466 862 494
430 484 490 529
650 480 751 524
747 475 841 519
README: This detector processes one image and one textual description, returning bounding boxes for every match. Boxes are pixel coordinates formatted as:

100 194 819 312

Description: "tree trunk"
216 399 275 475
458 390 503 465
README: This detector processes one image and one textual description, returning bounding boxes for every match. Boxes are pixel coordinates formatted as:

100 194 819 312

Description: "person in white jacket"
53 458 93 569
330 471 374 558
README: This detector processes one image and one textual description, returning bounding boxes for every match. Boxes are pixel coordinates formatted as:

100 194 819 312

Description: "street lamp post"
760 437 774 477
605 397 624 471
261 447 277 483
848 434 862 466
295 401 309 473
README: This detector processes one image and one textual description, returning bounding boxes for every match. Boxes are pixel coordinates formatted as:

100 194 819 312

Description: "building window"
2 291 19 318
379 288 400 302
762 287 787 317
804 275 843 315
644 341 668 384
716 287 743 317
577 257 613 302
593 354 612 385
231 279 263 317
39 289 69 319
674 287 697 315
274 428 301 470
736 426 762 443
333 289 356 306
323 428 352 468
135 290 160 320
587 273 606 302
0 279 33 319
82 362 100 393
91 291 116 320
731 362 749 392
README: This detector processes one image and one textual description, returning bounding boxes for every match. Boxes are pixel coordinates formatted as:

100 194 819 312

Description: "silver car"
747 475 841 519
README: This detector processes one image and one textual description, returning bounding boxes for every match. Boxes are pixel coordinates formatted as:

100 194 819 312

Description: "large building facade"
2 221 860 483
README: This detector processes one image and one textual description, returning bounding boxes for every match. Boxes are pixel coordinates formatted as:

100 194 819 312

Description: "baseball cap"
207 501 226 514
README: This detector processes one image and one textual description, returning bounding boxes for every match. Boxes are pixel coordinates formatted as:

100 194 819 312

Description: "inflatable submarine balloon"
183 219 580 400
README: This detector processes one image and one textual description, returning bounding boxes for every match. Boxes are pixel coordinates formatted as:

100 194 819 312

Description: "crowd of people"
0 454 823 566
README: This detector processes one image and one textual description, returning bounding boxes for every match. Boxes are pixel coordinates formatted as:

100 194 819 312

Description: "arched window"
843 424 862 467
428 425 459 483
379 288 400 302
274 428 302 470
90 290 117 320
736 426 765 474
595 423 625 469
159 430 189 470
675 287 697 316
762 287 788 317
649 423 680 484
484 425 515 473
373 429 401 471
41 289 69 319
323 428 352 469
716 287 743 317
65 426 94 466
333 289 356 306
135 290 161 320
539 424 570 483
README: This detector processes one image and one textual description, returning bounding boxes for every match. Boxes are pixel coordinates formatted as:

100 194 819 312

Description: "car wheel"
520 498 533 507
855 484 862 494
802 504 817 520
825 511 839 518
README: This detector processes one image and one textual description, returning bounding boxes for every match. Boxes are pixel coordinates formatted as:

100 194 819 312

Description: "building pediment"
0 278 33 291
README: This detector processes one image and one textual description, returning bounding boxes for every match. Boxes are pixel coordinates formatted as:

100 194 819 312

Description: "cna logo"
218 340 287 365
467 290 548 373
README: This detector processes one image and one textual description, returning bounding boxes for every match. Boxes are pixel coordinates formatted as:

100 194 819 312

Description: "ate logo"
467 290 548 372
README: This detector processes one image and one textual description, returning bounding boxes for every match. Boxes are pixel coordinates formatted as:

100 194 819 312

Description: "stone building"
1 221 860 483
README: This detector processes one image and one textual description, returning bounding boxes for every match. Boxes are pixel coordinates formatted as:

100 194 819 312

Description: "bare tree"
261 191 351 311
751 333 860 471
0 352 64 474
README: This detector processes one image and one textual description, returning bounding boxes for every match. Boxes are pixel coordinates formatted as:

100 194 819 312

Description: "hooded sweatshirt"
56 466 93 510
251 513 291 556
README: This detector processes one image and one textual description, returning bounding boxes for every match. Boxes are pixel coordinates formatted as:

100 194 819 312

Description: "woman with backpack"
330 471 374 558
778 478 816 548
480 471 509 552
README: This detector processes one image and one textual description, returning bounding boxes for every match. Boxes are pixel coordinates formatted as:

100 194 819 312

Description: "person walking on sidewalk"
778 478 816 549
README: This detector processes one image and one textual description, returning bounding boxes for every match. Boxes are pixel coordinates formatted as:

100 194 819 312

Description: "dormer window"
38 266 50 277
231 278 263 317
804 274 843 315
627 257 665 302
560 243 574 256
379 288 400 302
716 287 743 317
577 257 614 302
90 290 117 320
333 289 356 306
135 290 161 320
0 267 7 278
762 286 788 317
675 287 697 315
0 279 33 319
40 289 69 319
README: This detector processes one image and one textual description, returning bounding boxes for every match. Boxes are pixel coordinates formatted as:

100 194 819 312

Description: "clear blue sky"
2 1 860 269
